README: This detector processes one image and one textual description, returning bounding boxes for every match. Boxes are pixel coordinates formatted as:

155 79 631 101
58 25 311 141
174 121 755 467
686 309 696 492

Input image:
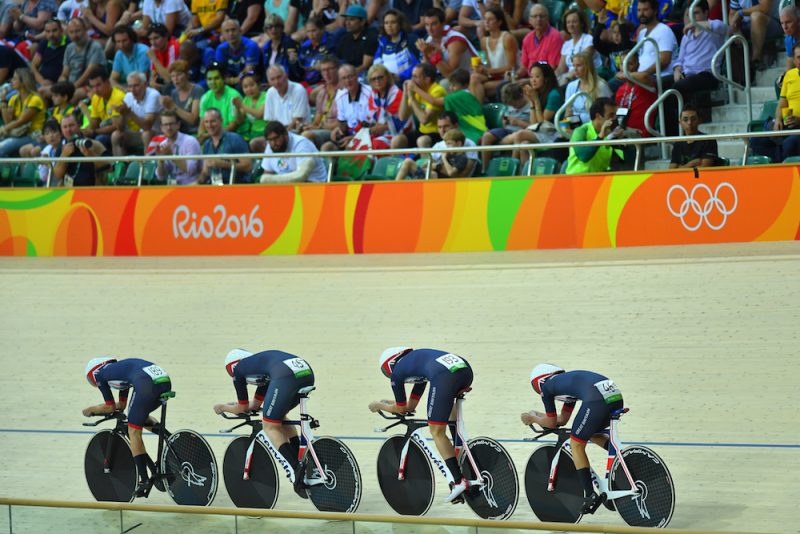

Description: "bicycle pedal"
450 495 465 505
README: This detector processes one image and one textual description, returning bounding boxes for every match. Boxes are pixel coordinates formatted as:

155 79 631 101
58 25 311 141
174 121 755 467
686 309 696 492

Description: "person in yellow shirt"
183 0 228 49
0 68 46 157
78 67 137 149
751 42 800 161
398 63 447 148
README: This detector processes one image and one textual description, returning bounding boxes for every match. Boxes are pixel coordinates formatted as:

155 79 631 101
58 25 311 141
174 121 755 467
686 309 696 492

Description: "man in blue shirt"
30 18 67 96
215 19 262 86
200 107 252 183
111 25 151 90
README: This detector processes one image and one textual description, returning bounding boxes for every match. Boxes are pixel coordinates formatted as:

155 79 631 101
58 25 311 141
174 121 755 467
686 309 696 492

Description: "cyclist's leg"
570 400 611 513
127 383 162 494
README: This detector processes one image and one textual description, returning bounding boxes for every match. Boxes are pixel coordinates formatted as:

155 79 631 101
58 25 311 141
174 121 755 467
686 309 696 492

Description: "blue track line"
0 428 798 449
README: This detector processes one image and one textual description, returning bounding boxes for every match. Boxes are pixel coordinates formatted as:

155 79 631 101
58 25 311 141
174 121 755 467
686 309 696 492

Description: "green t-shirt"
200 86 247 136
242 92 266 141
444 90 487 144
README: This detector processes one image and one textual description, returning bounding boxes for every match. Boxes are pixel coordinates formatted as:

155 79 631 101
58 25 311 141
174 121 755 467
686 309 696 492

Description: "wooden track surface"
0 242 797 533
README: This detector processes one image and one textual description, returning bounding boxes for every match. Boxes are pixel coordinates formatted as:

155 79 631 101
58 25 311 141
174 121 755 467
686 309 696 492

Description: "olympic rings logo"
666 182 738 231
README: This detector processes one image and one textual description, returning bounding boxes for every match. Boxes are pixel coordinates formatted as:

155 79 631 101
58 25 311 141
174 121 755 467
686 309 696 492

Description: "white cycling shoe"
445 478 469 504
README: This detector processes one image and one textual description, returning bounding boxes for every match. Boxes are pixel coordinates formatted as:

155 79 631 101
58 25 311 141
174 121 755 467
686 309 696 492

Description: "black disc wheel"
610 446 675 528
459 437 519 520
377 435 435 515
84 429 137 502
160 429 218 506
223 436 279 508
304 437 362 513
524 444 583 523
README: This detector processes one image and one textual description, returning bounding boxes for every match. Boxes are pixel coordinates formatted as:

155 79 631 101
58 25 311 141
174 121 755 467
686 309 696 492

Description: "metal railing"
712 34 753 124
554 90 592 139
644 88 684 138
623 36 670 159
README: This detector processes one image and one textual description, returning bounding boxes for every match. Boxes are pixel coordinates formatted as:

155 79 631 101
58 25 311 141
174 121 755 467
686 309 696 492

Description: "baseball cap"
342 4 367 19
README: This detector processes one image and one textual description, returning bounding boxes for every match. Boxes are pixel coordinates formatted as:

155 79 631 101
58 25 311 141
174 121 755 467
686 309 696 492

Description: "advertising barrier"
1 166 798 256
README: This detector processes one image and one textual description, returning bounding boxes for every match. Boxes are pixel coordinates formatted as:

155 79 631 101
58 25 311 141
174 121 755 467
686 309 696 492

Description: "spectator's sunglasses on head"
149 23 167 35
239 70 257 80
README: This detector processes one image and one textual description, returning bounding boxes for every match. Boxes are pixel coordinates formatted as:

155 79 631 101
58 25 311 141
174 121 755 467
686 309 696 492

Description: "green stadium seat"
542 0 567 29
482 103 507 130
363 156 404 181
717 156 731 166
13 162 39 187
531 157 561 176
484 157 520 177
747 100 777 132
142 161 158 184
744 155 772 165
560 159 570 174
118 162 142 186
0 162 18 186
782 155 800 163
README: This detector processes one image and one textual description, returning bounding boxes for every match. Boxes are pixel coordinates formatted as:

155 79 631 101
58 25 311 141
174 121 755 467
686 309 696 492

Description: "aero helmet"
379 347 413 378
225 348 254 377
85 357 117 387
530 363 564 395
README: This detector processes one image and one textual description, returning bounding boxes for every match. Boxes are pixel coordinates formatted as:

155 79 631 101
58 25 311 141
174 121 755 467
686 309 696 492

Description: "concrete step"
712 103 766 123
732 86 776 104
755 65 785 86
702 122 750 135
644 158 671 170
718 139 746 161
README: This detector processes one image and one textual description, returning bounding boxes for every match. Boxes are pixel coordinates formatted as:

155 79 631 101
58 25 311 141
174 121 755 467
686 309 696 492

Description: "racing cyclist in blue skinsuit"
521 363 624 514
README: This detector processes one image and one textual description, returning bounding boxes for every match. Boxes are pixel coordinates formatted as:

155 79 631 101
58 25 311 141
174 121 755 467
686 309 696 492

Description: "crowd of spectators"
0 0 792 184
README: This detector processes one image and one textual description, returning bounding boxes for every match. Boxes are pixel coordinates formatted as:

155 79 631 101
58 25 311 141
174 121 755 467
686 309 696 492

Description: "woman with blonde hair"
564 51 611 125
556 7 601 85
0 68 47 157
366 63 411 149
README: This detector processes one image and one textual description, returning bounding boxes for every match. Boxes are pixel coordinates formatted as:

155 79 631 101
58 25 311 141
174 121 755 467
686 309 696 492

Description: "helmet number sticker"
283 357 312 378
436 354 467 373
594 379 622 404
142 364 170 384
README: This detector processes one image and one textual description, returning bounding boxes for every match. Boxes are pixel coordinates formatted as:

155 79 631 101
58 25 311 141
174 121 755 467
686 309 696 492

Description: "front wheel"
160 429 218 506
223 436 279 508
524 444 583 523
84 429 137 502
376 435 435 515
304 437 362 513
610 446 675 528
459 437 519 520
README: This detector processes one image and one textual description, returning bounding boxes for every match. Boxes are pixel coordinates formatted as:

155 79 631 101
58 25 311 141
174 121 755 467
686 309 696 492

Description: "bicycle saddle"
299 386 316 395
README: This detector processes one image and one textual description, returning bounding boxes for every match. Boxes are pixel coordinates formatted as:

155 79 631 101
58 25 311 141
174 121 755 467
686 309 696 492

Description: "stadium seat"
107 161 126 186
331 174 358 182
13 162 39 187
142 161 158 184
530 157 560 176
0 162 18 186
542 0 567 29
482 103 507 130
747 100 777 132
484 157 520 177
560 159 570 174
783 155 800 163
744 155 772 165
717 156 731 166
363 156 404 181
118 162 141 186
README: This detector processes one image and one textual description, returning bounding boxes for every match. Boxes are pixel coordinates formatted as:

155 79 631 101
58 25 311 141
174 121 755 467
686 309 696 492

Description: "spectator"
669 105 719 168
234 71 267 141
392 0 433 36
781 5 800 72
335 5 379 78
0 44 27 84
517 4 564 79
670 1 727 114
226 0 264 37
0 68 46 157
729 0 780 71
598 20 635 93
259 120 328 183
373 9 419 84
146 23 180 91
321 63 372 151
301 55 340 147
632 0 677 85
395 111 479 179
161 60 203 134
199 108 252 184
365 0 391 27
44 114 81 185
111 71 161 156
509 62 564 165
261 14 302 82
556 7 602 86
52 113 110 186
59 18 105 101
80 67 125 148
21 118 61 185
479 81 529 170
183 0 227 49
215 19 262 87
444 68 487 145
470 5 518 102
752 43 800 161
48 81 76 123
82 0 127 44
399 62 447 148
29 18 67 97
298 0 341 38
566 97 625 174
417 7 477 78
456 0 483 43
111 25 151 91
2 0 55 41
198 63 245 143
434 128 477 178
263 64 310 129
565 51 612 125
614 53 656 137
365 63 411 150
154 109 202 184
298 15 334 88
179 40 212 86
138 0 192 38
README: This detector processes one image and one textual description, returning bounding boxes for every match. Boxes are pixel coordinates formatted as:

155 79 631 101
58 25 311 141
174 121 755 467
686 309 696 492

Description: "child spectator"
49 81 76 123
234 71 266 141
479 81 530 170
435 128 476 178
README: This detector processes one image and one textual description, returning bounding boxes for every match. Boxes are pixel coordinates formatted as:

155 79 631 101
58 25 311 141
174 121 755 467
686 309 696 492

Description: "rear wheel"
376 435 435 515
610 446 675 528
524 444 583 523
160 429 218 506
84 429 137 503
459 437 519 520
304 437 362 513
223 436 279 508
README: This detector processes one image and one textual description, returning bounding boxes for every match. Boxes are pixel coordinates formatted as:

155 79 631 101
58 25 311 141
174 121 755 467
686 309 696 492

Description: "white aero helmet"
85 357 117 387
379 347 413 378
530 363 565 395
225 348 254 377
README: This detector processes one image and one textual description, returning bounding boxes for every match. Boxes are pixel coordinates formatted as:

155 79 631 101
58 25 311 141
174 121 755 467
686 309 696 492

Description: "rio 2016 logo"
172 205 264 239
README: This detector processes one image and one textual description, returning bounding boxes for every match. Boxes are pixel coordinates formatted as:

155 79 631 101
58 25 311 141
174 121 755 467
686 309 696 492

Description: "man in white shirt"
260 121 328 183
111 71 162 155
250 64 310 153
321 63 372 151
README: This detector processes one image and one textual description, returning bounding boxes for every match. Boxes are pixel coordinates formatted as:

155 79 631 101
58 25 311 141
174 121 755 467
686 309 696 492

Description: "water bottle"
479 51 488 65
210 167 223 185
0 82 11 101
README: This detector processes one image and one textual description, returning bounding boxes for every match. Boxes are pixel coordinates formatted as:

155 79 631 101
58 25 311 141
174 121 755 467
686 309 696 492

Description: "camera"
72 136 94 150
614 107 630 129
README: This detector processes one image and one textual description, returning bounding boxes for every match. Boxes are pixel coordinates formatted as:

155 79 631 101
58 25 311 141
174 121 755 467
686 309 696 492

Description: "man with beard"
259 120 327 183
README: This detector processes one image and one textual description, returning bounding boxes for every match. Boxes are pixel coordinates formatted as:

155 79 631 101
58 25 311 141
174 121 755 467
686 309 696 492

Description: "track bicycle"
374 388 518 520
524 407 675 527
83 391 219 506
219 385 362 513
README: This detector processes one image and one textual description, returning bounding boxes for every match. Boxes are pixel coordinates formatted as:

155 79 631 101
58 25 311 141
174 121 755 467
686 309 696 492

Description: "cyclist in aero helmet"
213 348 316 499
369 347 474 504
522 363 624 514
83 356 173 497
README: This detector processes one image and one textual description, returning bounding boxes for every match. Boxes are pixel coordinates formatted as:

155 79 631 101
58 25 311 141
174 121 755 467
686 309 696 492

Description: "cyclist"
368 347 474 504
521 363 624 514
213 348 315 499
83 357 172 497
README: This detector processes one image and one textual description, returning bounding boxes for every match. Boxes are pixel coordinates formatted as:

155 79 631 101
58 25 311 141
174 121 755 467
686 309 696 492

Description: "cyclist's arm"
82 403 116 417
557 402 575 426
520 409 557 427
213 401 249 414
368 399 408 413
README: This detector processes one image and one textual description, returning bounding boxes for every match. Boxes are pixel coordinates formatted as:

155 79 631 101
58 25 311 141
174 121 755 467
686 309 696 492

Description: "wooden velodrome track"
0 242 797 533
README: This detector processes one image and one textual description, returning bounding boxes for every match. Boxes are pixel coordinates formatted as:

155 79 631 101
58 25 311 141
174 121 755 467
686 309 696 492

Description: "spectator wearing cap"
249 64 310 152
59 18 105 102
334 4 379 78
146 23 181 91
262 14 303 82
215 19 262 87
198 63 246 144
138 0 192 38
111 25 152 91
